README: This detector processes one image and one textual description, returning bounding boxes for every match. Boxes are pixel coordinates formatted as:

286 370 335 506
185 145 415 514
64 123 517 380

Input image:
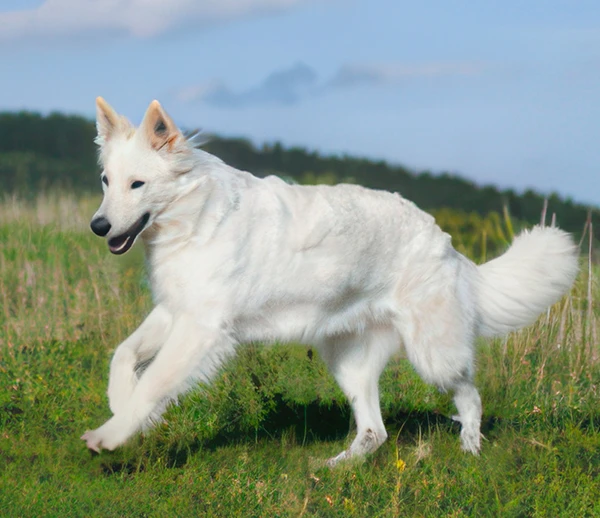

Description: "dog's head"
90 98 195 254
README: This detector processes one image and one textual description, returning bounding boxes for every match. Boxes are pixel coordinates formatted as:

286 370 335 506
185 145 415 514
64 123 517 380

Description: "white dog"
82 98 579 466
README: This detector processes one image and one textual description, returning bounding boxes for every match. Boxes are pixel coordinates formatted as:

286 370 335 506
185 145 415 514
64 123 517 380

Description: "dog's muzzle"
105 212 150 255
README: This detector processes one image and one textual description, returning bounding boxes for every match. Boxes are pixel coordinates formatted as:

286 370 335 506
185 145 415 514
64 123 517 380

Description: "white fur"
477 226 579 337
82 99 580 464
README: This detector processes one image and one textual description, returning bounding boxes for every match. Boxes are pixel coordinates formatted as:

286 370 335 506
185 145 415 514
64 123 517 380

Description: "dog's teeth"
111 235 131 252
116 237 129 251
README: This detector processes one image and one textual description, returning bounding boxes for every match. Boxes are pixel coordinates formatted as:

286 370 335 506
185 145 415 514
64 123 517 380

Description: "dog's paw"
460 428 481 455
81 417 129 453
81 429 104 453
326 450 349 468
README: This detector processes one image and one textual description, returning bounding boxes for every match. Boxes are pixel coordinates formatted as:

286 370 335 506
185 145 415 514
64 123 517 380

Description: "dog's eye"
131 181 145 189
102 176 109 187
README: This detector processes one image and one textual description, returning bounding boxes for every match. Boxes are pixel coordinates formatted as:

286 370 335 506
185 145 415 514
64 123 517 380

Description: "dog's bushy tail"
476 226 579 337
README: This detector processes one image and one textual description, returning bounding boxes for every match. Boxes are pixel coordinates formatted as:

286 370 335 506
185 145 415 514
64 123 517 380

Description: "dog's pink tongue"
108 235 129 253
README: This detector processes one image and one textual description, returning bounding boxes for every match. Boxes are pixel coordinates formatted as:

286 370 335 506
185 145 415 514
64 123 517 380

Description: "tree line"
0 111 596 241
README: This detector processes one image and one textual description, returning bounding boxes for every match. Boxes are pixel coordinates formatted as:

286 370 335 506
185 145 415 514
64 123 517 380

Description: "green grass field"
1 195 599 517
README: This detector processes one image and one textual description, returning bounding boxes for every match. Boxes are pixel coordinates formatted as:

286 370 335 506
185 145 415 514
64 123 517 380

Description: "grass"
1 194 600 517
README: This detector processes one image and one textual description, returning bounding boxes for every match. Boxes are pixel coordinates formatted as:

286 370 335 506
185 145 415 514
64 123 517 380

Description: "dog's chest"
147 243 235 310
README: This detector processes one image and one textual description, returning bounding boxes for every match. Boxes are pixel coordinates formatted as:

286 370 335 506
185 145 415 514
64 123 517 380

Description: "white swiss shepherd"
82 98 579 466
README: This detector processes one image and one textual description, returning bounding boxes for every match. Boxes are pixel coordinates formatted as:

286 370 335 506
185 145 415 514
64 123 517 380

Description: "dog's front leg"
82 313 231 452
107 304 172 415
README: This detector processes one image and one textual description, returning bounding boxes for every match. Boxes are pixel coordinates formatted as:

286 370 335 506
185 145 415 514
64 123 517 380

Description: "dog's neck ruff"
141 149 249 258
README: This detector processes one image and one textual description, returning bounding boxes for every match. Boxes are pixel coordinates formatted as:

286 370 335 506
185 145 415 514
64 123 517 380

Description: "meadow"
1 193 599 517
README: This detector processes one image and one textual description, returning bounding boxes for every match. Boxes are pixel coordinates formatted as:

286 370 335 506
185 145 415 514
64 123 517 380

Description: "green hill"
0 111 595 239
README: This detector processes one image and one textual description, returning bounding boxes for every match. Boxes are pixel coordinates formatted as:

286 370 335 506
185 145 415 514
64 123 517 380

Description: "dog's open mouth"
108 212 150 255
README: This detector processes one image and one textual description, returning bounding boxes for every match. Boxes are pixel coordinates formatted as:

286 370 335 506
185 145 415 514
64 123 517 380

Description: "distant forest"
0 111 596 240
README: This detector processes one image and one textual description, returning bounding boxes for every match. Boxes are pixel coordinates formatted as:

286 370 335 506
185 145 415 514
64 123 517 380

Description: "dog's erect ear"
140 100 181 152
96 97 121 144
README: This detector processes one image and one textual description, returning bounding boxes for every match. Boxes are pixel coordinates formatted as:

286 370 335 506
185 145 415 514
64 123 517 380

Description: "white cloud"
329 62 485 88
175 61 485 107
175 62 317 107
0 0 314 40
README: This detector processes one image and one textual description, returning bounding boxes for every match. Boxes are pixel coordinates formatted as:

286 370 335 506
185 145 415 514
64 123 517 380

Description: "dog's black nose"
90 217 111 237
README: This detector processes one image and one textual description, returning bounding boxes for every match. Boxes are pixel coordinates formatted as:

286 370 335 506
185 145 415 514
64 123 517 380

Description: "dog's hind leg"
450 379 482 454
399 276 482 454
107 304 172 415
82 314 234 452
320 327 398 467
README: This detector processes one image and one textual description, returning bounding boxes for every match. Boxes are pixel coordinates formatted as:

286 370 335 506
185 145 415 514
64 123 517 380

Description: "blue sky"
1 0 599 205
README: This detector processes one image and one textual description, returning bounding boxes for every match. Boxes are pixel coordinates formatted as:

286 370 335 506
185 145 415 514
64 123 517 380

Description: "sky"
1 0 599 205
